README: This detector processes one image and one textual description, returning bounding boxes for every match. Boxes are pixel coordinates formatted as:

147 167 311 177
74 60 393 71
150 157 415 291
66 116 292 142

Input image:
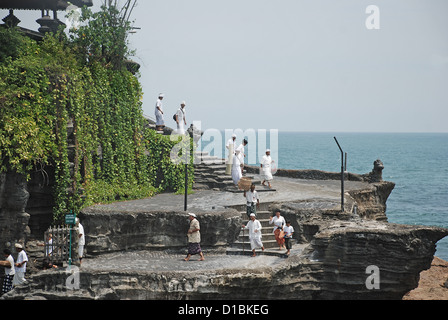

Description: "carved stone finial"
2 9 21 28
367 159 384 182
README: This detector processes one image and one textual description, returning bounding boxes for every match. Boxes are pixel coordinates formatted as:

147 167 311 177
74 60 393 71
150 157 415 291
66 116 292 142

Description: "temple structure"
0 0 93 38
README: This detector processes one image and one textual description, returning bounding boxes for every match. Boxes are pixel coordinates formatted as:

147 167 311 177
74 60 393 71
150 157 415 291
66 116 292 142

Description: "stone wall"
297 221 447 299
0 171 31 252
5 221 446 300
78 208 242 255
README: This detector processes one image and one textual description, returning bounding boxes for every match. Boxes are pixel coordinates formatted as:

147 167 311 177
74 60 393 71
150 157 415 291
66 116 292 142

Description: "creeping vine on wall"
0 22 193 223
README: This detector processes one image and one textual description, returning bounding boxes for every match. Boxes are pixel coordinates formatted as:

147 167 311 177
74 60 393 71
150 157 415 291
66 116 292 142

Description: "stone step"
226 241 303 258
194 151 209 157
219 180 235 187
201 158 226 166
237 231 276 242
230 239 279 250
240 211 272 217
240 219 275 229
226 247 289 258
196 164 227 170
226 186 276 194
194 155 221 162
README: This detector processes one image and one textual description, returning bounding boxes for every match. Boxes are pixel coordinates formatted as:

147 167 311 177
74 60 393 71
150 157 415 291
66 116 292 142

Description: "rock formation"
2 160 447 300
78 208 242 255
0 170 31 253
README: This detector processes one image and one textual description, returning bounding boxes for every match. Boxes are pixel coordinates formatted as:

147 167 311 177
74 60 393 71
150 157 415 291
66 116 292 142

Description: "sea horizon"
202 131 448 260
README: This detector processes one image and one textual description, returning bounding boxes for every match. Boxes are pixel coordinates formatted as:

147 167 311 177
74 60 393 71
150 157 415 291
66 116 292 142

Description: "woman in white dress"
260 149 274 188
269 211 286 250
232 149 242 186
176 101 187 135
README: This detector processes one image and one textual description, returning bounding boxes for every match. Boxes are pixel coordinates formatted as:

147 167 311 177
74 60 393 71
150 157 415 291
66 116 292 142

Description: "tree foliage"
68 0 137 70
0 4 193 223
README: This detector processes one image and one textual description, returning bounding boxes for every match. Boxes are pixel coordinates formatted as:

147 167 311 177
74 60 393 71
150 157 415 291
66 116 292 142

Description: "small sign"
65 213 76 225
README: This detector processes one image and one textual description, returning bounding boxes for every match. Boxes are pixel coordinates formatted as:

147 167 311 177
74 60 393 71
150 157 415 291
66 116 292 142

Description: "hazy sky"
5 0 448 132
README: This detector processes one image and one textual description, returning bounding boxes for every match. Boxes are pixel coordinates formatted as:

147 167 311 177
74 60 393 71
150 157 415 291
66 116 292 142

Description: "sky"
4 0 448 132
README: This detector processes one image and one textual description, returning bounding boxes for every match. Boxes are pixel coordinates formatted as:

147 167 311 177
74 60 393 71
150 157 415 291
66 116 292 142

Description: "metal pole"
345 152 347 172
242 227 245 254
184 140 189 211
334 137 345 212
69 226 72 267
184 162 188 211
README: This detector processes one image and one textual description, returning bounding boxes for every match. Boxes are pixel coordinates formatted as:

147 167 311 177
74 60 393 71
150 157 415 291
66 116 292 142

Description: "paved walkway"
81 175 369 273
81 250 287 273
88 175 369 213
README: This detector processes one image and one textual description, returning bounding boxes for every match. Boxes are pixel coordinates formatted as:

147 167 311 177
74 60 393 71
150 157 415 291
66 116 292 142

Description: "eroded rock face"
347 181 395 221
78 208 242 255
299 221 447 299
4 221 446 300
0 171 31 252
2 160 447 300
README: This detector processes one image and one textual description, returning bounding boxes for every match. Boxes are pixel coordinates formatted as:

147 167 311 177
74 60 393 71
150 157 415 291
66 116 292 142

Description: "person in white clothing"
13 243 27 286
225 134 237 175
235 139 247 175
269 211 286 250
242 213 265 257
232 149 243 186
175 101 187 135
261 149 274 188
0 249 15 295
154 93 165 131
76 218 85 266
283 220 295 255
244 183 260 218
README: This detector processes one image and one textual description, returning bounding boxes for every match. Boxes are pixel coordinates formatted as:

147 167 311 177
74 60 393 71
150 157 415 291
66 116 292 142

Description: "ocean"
205 131 448 260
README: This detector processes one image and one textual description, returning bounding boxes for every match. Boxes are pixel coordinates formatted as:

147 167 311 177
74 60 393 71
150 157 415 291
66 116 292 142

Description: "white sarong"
261 155 273 181
231 154 242 185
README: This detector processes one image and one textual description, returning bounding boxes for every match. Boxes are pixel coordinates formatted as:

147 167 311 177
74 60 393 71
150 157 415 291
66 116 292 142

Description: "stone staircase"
193 151 262 192
226 210 292 258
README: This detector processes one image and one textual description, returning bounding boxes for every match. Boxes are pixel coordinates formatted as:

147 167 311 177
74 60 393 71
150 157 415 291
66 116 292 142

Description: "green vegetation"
0 3 193 223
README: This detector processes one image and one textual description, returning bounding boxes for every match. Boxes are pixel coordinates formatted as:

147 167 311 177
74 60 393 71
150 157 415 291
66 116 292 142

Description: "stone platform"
2 168 448 300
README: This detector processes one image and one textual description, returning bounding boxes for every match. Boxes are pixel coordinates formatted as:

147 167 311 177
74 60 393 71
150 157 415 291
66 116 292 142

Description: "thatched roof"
0 0 93 11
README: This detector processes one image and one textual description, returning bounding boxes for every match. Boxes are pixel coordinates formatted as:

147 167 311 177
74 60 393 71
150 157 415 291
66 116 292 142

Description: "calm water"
206 132 448 260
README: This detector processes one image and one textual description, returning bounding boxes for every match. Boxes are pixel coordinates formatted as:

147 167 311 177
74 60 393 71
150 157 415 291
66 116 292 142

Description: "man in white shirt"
242 213 265 257
184 213 205 261
76 218 85 266
243 183 260 218
225 134 237 175
0 249 15 295
175 101 187 135
261 149 274 188
154 93 165 131
283 220 295 255
13 243 27 286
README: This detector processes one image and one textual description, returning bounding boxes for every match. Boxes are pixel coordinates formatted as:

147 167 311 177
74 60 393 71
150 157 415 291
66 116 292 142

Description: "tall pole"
184 139 189 211
334 137 345 212
184 162 188 211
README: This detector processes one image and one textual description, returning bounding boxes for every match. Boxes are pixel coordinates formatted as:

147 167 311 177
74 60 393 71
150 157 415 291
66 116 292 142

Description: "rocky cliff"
2 163 447 300
5 219 446 300
79 208 242 255
0 171 31 253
